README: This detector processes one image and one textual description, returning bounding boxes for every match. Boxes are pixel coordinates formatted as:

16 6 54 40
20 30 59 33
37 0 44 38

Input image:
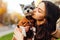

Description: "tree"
10 12 24 24
0 0 7 24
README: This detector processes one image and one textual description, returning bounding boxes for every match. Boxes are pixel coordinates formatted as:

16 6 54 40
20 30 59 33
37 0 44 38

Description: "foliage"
0 32 13 40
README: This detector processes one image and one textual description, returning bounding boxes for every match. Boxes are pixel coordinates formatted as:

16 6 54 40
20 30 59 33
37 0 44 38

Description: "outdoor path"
0 24 16 37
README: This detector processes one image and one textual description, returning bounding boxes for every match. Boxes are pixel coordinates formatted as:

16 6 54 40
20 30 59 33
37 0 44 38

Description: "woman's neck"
36 19 47 26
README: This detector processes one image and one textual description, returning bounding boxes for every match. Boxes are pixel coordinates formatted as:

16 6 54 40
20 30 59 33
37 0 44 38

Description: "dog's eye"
24 8 27 10
30 7 33 9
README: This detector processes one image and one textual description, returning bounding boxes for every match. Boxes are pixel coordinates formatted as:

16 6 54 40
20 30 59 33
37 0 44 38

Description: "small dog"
20 1 36 40
20 1 35 16
12 1 36 40
19 1 36 40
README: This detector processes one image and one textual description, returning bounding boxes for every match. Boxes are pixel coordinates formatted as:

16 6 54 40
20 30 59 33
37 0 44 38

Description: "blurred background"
0 0 60 40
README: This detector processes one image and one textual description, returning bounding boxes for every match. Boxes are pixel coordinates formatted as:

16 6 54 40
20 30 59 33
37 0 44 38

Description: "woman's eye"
38 10 41 13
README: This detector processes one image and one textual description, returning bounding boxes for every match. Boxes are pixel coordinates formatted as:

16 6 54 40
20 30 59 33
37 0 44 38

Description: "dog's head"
20 1 35 16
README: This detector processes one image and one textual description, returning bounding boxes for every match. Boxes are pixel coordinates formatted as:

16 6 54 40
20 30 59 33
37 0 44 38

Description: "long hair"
35 1 60 40
43 1 60 33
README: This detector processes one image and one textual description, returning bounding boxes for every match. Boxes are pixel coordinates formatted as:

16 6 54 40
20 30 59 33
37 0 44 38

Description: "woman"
13 1 60 40
32 1 60 40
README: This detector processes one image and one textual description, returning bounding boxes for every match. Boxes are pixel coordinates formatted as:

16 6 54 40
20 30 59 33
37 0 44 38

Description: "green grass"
57 39 60 40
0 32 13 40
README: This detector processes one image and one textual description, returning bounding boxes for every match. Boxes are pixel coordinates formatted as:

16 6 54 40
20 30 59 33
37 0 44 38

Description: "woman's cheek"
32 13 40 20
32 12 46 20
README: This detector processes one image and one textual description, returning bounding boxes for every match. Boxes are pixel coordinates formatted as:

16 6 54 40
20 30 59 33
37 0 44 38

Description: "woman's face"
32 2 46 20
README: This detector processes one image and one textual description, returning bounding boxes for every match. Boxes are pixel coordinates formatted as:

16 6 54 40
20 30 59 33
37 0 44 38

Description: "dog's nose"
27 10 29 13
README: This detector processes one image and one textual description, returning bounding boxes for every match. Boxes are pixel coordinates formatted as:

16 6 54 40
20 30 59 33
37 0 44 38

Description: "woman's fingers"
14 27 24 40
13 26 30 40
25 26 30 32
14 27 22 33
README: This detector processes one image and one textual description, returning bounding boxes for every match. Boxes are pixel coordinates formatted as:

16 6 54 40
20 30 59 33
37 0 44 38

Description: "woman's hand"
13 27 24 40
13 26 30 40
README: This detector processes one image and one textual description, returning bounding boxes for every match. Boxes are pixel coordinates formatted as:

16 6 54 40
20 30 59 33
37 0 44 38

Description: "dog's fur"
20 1 36 40
18 17 36 40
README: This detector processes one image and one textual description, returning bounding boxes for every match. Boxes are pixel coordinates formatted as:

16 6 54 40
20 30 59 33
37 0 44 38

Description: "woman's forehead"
37 2 45 11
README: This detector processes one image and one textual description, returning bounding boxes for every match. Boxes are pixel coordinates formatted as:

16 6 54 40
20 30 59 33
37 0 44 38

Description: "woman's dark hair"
42 1 60 33
35 1 60 40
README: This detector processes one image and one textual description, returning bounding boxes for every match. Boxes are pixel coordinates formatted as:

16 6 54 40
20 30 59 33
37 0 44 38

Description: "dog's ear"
20 4 24 8
31 1 35 6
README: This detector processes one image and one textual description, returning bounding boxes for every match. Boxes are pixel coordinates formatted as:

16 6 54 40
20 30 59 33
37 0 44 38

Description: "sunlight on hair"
34 0 42 7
